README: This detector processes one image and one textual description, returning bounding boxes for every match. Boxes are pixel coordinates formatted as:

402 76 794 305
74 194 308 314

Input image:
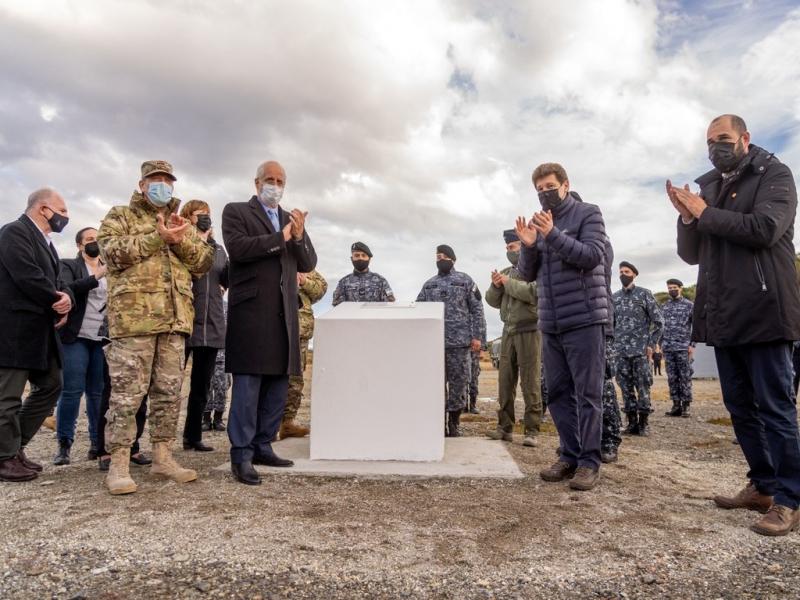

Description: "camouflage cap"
141 160 177 181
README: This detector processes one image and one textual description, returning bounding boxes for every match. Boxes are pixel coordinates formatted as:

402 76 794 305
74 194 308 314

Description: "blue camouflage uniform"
332 270 395 305
612 285 664 414
662 296 694 411
416 270 484 413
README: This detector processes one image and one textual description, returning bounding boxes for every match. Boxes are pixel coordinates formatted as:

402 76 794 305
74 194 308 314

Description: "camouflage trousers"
602 378 622 452
205 350 230 414
468 350 480 408
105 333 186 452
497 330 542 435
445 347 471 412
285 338 309 421
665 350 693 408
616 354 653 414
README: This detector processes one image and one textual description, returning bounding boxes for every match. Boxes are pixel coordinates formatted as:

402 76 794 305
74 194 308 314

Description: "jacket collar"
247 196 283 234
695 144 771 187
551 192 577 217
19 214 57 267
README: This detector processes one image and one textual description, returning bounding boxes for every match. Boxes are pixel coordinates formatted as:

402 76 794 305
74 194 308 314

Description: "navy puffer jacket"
517 192 611 334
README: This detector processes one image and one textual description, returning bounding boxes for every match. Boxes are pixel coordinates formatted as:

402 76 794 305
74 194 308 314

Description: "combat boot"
601 447 618 463
468 402 480 415
52 439 71 466
105 448 137 495
681 403 692 418
280 420 310 439
623 412 639 435
638 412 650 436
486 428 512 442
150 442 197 483
201 412 212 432
665 403 683 417
447 411 462 437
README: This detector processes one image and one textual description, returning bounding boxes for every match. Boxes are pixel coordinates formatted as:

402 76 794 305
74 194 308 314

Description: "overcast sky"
2 0 799 340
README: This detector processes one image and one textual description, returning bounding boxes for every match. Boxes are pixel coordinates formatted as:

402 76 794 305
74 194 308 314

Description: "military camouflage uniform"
602 336 622 454
612 285 664 414
417 270 484 412
285 270 328 421
332 270 394 305
97 191 213 452
662 296 694 411
468 288 487 411
206 349 230 414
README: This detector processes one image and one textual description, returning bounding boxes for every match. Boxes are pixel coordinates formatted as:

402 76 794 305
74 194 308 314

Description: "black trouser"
184 346 219 443
0 352 62 461
792 344 800 396
653 359 662 376
96 357 147 456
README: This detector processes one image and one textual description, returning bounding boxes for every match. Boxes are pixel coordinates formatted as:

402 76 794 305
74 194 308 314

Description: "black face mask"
437 260 454 275
538 188 563 211
84 241 100 258
43 207 69 234
668 289 680 299
506 251 520 266
709 138 745 173
620 274 634 288
352 259 370 272
196 214 212 232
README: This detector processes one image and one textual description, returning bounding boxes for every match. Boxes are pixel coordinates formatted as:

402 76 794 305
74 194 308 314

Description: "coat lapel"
248 196 277 234
20 215 58 270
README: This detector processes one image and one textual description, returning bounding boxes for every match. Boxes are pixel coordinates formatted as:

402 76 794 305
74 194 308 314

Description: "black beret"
351 241 372 258
436 244 456 261
666 278 683 287
503 229 519 244
619 261 639 276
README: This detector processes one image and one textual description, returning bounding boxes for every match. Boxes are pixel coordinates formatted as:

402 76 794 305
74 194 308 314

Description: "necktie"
48 241 59 263
267 209 280 232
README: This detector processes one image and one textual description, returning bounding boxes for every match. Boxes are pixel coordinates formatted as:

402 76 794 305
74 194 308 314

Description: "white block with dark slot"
309 301 445 461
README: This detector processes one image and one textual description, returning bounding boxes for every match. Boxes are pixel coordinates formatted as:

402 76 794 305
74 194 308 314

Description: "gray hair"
26 187 57 210
255 161 285 181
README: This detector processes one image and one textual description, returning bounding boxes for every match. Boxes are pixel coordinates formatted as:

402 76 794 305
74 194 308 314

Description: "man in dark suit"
222 161 317 485
0 188 74 482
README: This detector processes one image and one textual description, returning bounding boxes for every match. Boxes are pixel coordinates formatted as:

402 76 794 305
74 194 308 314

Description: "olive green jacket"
298 270 328 340
485 265 538 336
97 192 214 339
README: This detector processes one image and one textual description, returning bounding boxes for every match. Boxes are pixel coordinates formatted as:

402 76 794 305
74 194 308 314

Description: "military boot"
623 412 639 435
105 448 137 495
681 403 692 418
280 420 310 439
201 412 212 432
638 412 651 436
447 411 462 437
486 428 512 442
665 403 683 417
52 439 71 466
151 442 197 483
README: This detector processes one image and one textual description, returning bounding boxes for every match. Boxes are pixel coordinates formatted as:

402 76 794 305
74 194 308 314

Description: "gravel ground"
2 364 799 599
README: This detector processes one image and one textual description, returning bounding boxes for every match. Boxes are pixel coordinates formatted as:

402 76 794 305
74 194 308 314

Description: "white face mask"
259 183 283 208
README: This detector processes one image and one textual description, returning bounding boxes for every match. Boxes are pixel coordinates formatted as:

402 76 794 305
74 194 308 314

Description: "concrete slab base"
214 437 523 479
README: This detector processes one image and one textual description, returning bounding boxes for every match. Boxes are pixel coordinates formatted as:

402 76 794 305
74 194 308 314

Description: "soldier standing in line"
332 242 394 305
97 160 213 495
416 245 484 437
613 261 664 437
281 269 327 439
662 278 695 417
485 229 541 446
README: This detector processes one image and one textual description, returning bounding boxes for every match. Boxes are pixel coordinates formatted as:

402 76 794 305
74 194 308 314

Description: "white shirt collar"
24 214 51 243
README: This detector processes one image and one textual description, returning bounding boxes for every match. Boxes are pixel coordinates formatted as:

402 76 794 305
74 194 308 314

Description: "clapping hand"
666 180 704 221
157 213 191 244
531 210 554 236
289 209 308 241
514 216 537 247
491 270 508 288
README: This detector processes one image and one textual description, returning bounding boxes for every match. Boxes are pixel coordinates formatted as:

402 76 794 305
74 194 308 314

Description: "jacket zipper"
754 255 768 292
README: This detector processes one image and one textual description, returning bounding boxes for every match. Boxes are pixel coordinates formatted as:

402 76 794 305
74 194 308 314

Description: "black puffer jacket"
187 240 229 349
677 145 800 346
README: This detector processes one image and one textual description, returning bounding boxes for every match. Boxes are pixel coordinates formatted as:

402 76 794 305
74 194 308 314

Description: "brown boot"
150 442 197 483
750 505 800 536
570 466 600 491
105 448 137 495
17 448 43 472
279 420 310 439
0 456 37 482
42 415 56 431
540 461 577 482
713 482 773 513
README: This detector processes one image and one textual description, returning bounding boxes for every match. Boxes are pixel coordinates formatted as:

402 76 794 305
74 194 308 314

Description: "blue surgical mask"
259 184 283 208
147 182 173 207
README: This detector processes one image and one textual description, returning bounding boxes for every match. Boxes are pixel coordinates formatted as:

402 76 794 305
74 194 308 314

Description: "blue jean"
56 338 105 445
228 373 289 463
542 325 605 470
715 342 800 510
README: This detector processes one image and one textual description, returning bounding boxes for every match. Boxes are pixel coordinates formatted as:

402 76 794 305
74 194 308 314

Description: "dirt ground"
2 361 799 600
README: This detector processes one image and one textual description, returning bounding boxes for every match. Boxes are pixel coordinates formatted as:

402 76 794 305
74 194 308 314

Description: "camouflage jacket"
97 192 214 339
612 285 664 358
298 270 328 340
416 270 485 348
332 270 395 305
484 265 538 337
661 296 694 352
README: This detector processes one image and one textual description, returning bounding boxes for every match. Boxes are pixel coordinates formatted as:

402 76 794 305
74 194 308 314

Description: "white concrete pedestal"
310 302 444 461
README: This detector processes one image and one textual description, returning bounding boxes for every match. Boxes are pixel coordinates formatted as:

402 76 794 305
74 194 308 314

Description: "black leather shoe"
130 452 152 465
53 440 71 466
98 456 111 472
231 461 262 485
183 440 215 452
87 444 99 460
252 453 294 467
665 405 683 417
